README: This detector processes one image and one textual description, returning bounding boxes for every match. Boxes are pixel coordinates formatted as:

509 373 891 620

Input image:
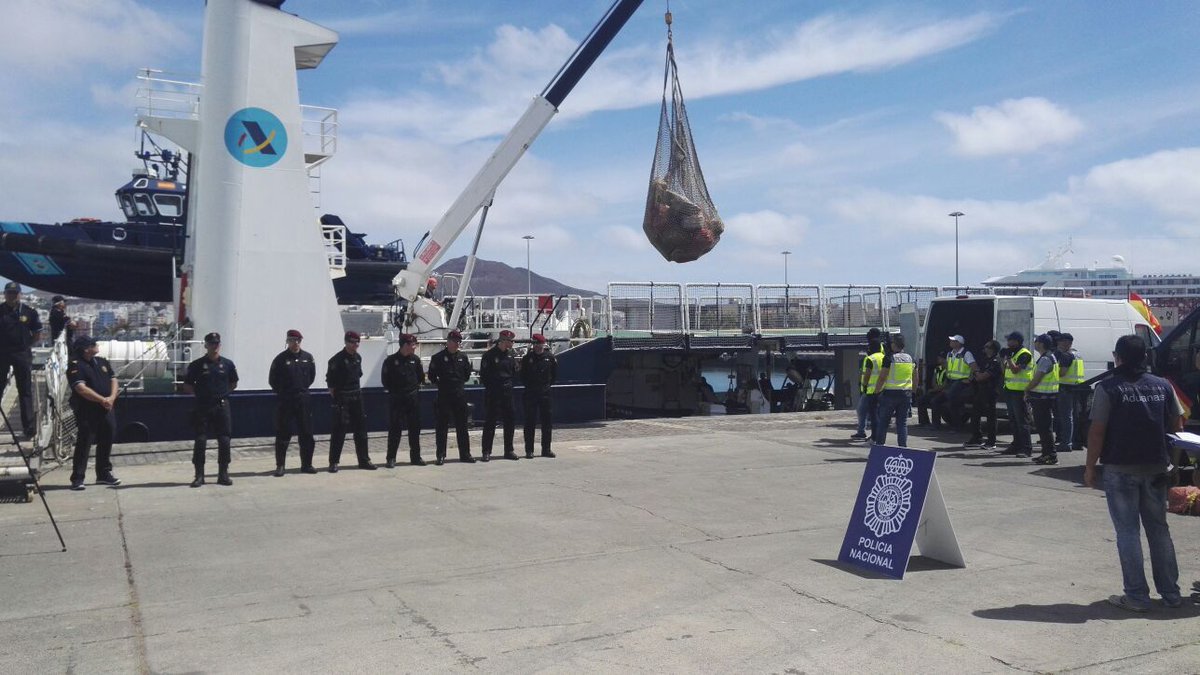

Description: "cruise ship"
982 244 1200 329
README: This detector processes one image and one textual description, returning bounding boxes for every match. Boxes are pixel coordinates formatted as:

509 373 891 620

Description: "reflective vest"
1003 347 1034 391
946 350 971 381
861 351 884 391
1032 353 1060 394
883 355 914 390
934 366 947 388
1060 350 1085 385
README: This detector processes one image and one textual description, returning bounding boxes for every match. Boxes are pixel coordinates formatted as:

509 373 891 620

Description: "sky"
2 0 1200 294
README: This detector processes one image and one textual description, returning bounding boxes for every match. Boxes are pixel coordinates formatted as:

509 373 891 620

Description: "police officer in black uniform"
66 335 121 490
183 332 239 487
268 329 317 476
0 282 43 437
480 329 520 461
521 333 557 458
326 331 376 472
49 295 72 343
427 329 475 465
381 333 426 467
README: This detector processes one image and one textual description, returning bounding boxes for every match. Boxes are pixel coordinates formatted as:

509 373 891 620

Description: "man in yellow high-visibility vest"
872 333 915 447
851 328 885 442
1027 334 1060 465
1056 332 1088 452
940 334 977 430
1000 331 1034 457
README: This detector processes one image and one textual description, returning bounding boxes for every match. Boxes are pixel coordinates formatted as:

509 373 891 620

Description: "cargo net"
642 16 723 263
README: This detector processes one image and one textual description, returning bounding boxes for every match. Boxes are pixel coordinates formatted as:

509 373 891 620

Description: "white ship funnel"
164 0 342 389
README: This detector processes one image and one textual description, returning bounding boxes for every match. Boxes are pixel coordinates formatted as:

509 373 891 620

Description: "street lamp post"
781 250 791 285
522 235 534 296
948 211 964 288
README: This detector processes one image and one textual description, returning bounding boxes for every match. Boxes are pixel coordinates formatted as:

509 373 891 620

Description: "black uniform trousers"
1029 395 1056 458
70 404 114 483
1067 387 1090 449
1003 389 1033 453
523 390 553 455
435 389 472 461
329 393 370 466
0 351 35 431
481 387 515 456
970 389 997 445
274 394 315 468
387 392 422 463
940 379 971 428
192 400 232 469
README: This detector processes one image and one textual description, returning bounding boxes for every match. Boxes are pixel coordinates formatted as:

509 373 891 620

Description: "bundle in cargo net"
642 13 723 263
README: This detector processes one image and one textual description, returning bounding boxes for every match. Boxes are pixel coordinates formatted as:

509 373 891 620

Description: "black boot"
190 467 205 488
217 466 233 486
273 464 285 477
541 449 556 458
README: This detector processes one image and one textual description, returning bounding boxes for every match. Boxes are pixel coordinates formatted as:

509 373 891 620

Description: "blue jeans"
1055 392 1073 451
874 390 911 447
1103 469 1180 605
855 393 878 436
1004 389 1032 451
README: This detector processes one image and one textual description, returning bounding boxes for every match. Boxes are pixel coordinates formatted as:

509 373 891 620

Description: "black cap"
1034 333 1054 348
1005 331 1024 343
3 281 20 293
866 328 882 340
1057 332 1074 342
72 335 98 351
52 295 65 304
204 332 221 345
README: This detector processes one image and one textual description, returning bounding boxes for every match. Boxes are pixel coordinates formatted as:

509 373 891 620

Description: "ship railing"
321 223 347 278
884 285 940 330
822 285 886 333
607 283 685 335
757 285 824 333
684 283 756 335
135 68 202 120
458 294 606 337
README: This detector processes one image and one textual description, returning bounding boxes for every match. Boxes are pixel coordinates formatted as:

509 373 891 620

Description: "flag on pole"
1128 292 1162 335
1168 377 1193 421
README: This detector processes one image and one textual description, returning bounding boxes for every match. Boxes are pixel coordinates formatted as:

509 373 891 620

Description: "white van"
914 295 1159 390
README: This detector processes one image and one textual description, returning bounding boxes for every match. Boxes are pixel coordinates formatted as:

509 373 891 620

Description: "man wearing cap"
0 282 43 436
326 331 376 472
66 335 121 490
939 334 976 431
49 295 72 344
1026 334 1061 465
183 332 239 487
381 333 426 467
1055 332 1088 453
480 330 520 461
268 329 317 476
521 333 557 458
850 328 885 441
427 330 475 465
1000 331 1034 457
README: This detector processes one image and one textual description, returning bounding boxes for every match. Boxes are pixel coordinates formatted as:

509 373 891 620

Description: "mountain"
433 257 599 297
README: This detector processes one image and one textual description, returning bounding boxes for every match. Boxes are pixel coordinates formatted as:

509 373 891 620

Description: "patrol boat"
0 129 408 306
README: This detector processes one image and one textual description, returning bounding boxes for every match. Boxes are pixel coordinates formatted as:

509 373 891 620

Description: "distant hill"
433 256 599 297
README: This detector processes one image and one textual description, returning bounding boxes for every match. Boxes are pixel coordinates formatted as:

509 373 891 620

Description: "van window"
1162 319 1199 412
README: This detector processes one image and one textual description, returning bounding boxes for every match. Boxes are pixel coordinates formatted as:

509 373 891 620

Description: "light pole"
522 235 534 296
948 211 964 288
781 250 791 285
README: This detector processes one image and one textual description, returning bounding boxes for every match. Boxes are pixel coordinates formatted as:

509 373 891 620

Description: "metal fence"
756 284 823 331
684 283 755 334
607 283 685 333
823 285 885 332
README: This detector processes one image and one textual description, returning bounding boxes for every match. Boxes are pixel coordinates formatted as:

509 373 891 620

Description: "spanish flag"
1169 377 1193 421
1128 292 1162 336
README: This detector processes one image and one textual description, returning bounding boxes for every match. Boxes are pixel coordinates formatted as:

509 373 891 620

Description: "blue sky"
2 0 1199 293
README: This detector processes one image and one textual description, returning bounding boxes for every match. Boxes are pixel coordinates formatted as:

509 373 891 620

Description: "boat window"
133 193 156 216
153 194 183 217
118 194 137 219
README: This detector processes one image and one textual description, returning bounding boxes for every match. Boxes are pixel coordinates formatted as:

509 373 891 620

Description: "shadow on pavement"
811 558 895 580
822 457 868 464
974 600 1200 623
965 461 1038 468
1030 464 1085 484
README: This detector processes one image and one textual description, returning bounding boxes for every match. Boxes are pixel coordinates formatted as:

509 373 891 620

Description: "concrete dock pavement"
1 412 1198 673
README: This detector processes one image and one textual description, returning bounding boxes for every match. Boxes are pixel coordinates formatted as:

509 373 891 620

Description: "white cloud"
2 0 188 74
346 10 1002 143
936 97 1084 156
1075 148 1200 219
725 210 809 248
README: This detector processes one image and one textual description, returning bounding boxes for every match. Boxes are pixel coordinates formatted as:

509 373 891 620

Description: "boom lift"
391 0 645 336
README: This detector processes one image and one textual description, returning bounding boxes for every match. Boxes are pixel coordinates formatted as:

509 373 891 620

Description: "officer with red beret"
268 329 317 475
521 333 557 458
381 333 426 467
326 331 376 472
427 329 475 465
480 329 520 461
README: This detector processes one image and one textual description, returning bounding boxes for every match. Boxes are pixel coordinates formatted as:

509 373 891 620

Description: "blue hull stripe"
0 221 65 276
